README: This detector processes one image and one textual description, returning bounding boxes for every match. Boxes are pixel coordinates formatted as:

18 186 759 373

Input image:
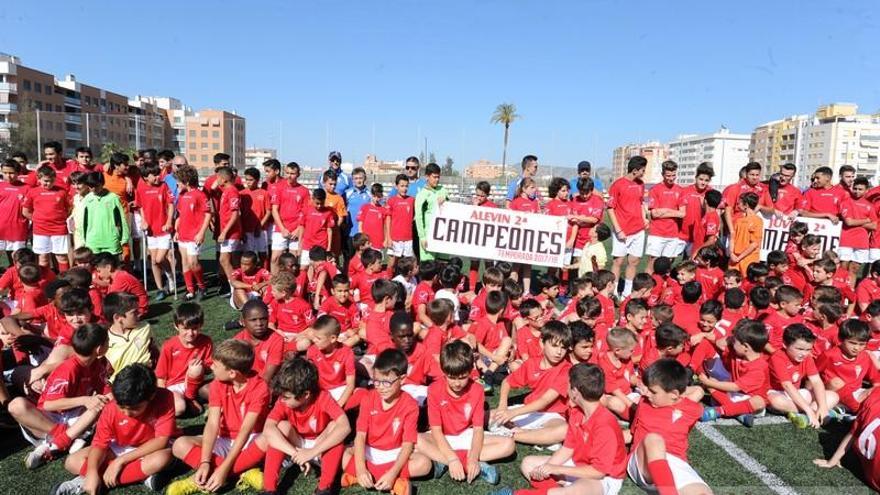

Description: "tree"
428 152 437 165
0 99 38 160
98 142 137 164
490 102 521 178
442 156 458 176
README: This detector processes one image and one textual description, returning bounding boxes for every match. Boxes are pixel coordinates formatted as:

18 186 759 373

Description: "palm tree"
490 103 520 178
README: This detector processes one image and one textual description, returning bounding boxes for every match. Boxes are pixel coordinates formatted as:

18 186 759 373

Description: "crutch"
141 235 149 293
169 239 178 300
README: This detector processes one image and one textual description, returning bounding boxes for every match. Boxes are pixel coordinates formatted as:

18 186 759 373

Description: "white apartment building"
666 128 751 187
799 113 880 184
245 147 277 167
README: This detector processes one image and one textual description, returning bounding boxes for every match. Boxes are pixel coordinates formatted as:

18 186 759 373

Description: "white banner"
426 202 569 267
759 213 841 260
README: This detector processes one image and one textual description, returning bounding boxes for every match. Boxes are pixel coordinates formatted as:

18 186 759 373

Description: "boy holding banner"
414 163 448 261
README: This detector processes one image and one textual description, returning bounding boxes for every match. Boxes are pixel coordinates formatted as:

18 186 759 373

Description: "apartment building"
185 109 246 169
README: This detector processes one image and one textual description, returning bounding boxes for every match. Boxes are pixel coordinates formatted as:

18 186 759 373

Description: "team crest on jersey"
46 379 68 395
856 366 863 377
308 417 317 432
792 372 800 383
671 409 683 423
261 350 268 362
240 402 246 417
333 362 341 373
392 418 401 435
463 403 472 420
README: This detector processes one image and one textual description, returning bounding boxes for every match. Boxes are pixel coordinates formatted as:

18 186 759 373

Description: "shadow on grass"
818 424 868 488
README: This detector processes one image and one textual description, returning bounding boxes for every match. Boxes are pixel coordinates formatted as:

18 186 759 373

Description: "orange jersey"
732 212 763 275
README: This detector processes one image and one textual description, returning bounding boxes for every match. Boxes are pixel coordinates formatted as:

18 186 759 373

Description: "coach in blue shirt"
328 150 352 195
569 160 604 196
389 156 427 198
345 167 371 237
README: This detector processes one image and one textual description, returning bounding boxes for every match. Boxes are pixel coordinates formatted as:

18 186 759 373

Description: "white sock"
622 278 633 297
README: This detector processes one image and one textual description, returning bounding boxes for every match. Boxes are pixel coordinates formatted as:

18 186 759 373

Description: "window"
201 155 208 162
45 85 52 95
189 129 196 137
212 143 219 150
22 80 31 91
55 105 61 112
56 122 62 131
189 142 196 150
212 131 220 139
35 82 42 93
200 130 208 138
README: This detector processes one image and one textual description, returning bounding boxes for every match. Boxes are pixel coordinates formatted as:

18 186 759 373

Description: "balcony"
64 113 82 124
0 83 16 93
65 130 82 141
0 122 17 130
63 96 81 107
0 103 16 113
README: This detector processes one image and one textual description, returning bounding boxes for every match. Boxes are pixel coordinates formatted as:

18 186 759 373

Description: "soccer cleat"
391 477 411 495
236 468 264 492
478 378 492 393
185 292 195 301
489 488 514 495
165 477 205 495
699 407 720 422
24 440 52 469
154 290 168 302
787 412 810 429
736 414 755 427
51 476 84 495
340 473 358 488
144 470 171 492
432 461 448 479
545 443 561 452
479 462 500 485
69 438 87 454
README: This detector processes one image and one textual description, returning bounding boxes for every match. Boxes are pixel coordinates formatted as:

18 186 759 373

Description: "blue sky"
1 1 877 170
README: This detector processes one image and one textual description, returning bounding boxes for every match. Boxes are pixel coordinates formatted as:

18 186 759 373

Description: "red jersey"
596 351 635 395
39 356 113 410
17 286 46 315
351 270 386 306
630 398 703 461
696 267 724 301
427 378 485 436
759 184 802 214
470 316 508 353
509 196 540 213
763 311 805 350
672 302 701 336
207 375 270 438
545 198 575 240
268 296 313 334
411 281 435 316
239 187 270 234
608 177 646 235
571 194 605 248
387 195 415 241
721 180 765 219
646 182 684 237
851 388 880 492
319 297 360 332
680 184 710 243
24 185 70 235
769 350 818 390
230 267 271 290
271 182 310 231
108 269 149 316
347 253 364 279
596 293 616 328
176 189 210 242
28 161 75 188
818 346 880 389
155 334 214 387
857 278 880 310
506 358 571 414
306 343 355 390
840 196 875 249
301 205 336 250
403 342 437 386
134 181 173 236
364 309 394 355
93 389 178 449
268 390 344 439
563 407 627 478
800 187 842 215
218 185 242 240
235 330 284 375
722 348 770 399
515 327 543 361
32 303 65 341
0 181 30 241
356 389 419 451
357 202 389 249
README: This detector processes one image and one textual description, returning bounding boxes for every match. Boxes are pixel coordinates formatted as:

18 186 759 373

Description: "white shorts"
871 249 880 263
109 441 137 457
839 247 870 263
767 388 812 403
445 428 475 451
131 212 145 240
219 239 242 254
212 433 258 458
299 250 311 266
244 231 269 253
329 385 347 402
390 240 414 257
166 382 187 395
401 383 428 406
178 241 201 256
557 459 623 494
20 409 82 447
147 234 172 251
645 235 685 258
32 234 70 255
611 230 645 258
229 290 261 310
271 232 299 252
0 240 26 252
508 405 565 430
563 248 573 266
365 446 401 465
627 452 706 493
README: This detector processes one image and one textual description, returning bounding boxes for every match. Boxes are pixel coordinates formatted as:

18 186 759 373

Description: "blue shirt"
506 176 524 201
568 175 605 197
164 173 179 203
389 177 427 199
332 168 352 196
345 185 372 236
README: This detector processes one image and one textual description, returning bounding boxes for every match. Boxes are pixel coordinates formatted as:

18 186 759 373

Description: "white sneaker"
545 443 562 452
25 441 51 469
69 438 87 454
51 476 84 495
488 424 515 437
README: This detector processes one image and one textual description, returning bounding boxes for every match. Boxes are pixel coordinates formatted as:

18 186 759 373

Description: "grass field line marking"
696 423 800 495
709 416 789 426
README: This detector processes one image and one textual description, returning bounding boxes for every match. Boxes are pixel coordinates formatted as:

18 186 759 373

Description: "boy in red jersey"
341 349 433 495
262 358 351 495
699 319 771 427
857 260 880 313
266 271 313 354
545 177 578 279
215 167 244 294
235 300 282 384
507 363 626 495
93 253 149 317
815 387 880 491
670 282 702 336
568 321 596 365
134 163 175 300
387 174 415 275
596 328 639 420
593 270 618 329
768 324 838 429
471 290 513 384
491 322 572 446
358 183 390 251
299 188 336 267
0 160 31 264
270 162 310 273
347 233 369 279
818 319 880 413
359 280 401 376
721 161 764 236
0 248 55 300
51 364 176 494
800 166 843 221
306 314 357 407
645 161 686 267
174 166 211 301
570 177 606 285
9 324 111 469
808 258 855 315
168 340 270 494
412 260 439 328
694 247 724 301
762 285 805 353
229 251 271 310
418 341 515 485
156 303 213 416
627 359 708 495
608 157 648 297
689 189 722 258
512 299 545 370
639 323 690 375
350 248 387 310
240 167 272 267
15 264 48 315
759 163 802 219
23 166 72 271
319 275 360 344
839 177 875 273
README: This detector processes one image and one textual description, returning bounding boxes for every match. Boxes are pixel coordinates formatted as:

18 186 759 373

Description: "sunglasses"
406 166 418 170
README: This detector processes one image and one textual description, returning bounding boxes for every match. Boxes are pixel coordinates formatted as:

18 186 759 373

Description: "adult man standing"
505 154 541 207
800 166 841 224
414 163 448 261
608 156 647 297
645 160 686 270
27 141 73 188
389 156 426 198
328 151 351 195
759 163 802 219
568 160 604 197
343 167 371 261
680 162 715 255
722 161 764 236
833 165 856 201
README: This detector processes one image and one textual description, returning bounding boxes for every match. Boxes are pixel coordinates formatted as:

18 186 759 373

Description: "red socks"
232 442 266 474
263 447 286 491
184 377 202 401
318 444 344 490
49 423 72 452
647 459 679 495
183 270 195 293
710 390 755 417
118 459 147 484
182 445 221 469
192 266 205 290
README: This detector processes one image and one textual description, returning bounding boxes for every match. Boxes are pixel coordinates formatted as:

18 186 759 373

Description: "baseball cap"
577 161 592 173
329 151 342 162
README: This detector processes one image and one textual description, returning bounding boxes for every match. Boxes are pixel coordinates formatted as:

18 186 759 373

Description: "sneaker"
478 378 492 394
545 443 562 452
699 407 720 423
340 473 358 488
154 290 168 302
236 468 264 492
488 424 515 437
224 319 243 331
144 470 171 492
51 476 84 495
432 461 448 479
185 292 195 301
193 289 206 302
489 488 514 495
165 477 205 495
391 478 411 495
479 462 500 485
787 412 810 429
24 440 52 469
736 413 755 427
69 438 87 454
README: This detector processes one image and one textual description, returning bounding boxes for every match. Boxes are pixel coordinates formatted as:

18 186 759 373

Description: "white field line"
696 422 800 495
